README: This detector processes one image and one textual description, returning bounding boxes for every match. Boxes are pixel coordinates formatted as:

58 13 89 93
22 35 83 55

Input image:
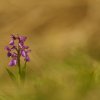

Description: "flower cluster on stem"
5 34 31 67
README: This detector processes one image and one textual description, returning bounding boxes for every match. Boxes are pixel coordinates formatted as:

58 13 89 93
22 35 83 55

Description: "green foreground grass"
0 50 100 100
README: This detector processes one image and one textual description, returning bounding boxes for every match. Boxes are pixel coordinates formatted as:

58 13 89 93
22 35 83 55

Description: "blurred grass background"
0 0 100 100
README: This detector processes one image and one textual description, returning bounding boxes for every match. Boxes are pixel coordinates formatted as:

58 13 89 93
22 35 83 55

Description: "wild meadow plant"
5 34 31 85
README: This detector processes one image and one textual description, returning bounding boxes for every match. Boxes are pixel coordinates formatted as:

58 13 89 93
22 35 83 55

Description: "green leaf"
6 68 16 81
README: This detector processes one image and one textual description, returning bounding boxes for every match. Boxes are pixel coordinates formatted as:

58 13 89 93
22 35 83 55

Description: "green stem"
22 61 27 82
24 61 27 71
18 56 21 76
17 49 21 82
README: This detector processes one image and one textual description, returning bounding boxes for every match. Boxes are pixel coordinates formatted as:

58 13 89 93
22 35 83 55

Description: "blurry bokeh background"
0 0 100 100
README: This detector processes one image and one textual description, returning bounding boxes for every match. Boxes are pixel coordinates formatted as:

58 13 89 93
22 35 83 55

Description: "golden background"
0 0 100 100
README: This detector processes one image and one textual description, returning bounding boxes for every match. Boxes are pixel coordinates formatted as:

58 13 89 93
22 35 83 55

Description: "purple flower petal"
19 36 27 42
7 52 12 57
9 40 14 45
25 56 30 62
19 43 24 48
24 46 29 49
9 59 17 66
5 46 11 51
21 50 26 57
11 53 17 58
